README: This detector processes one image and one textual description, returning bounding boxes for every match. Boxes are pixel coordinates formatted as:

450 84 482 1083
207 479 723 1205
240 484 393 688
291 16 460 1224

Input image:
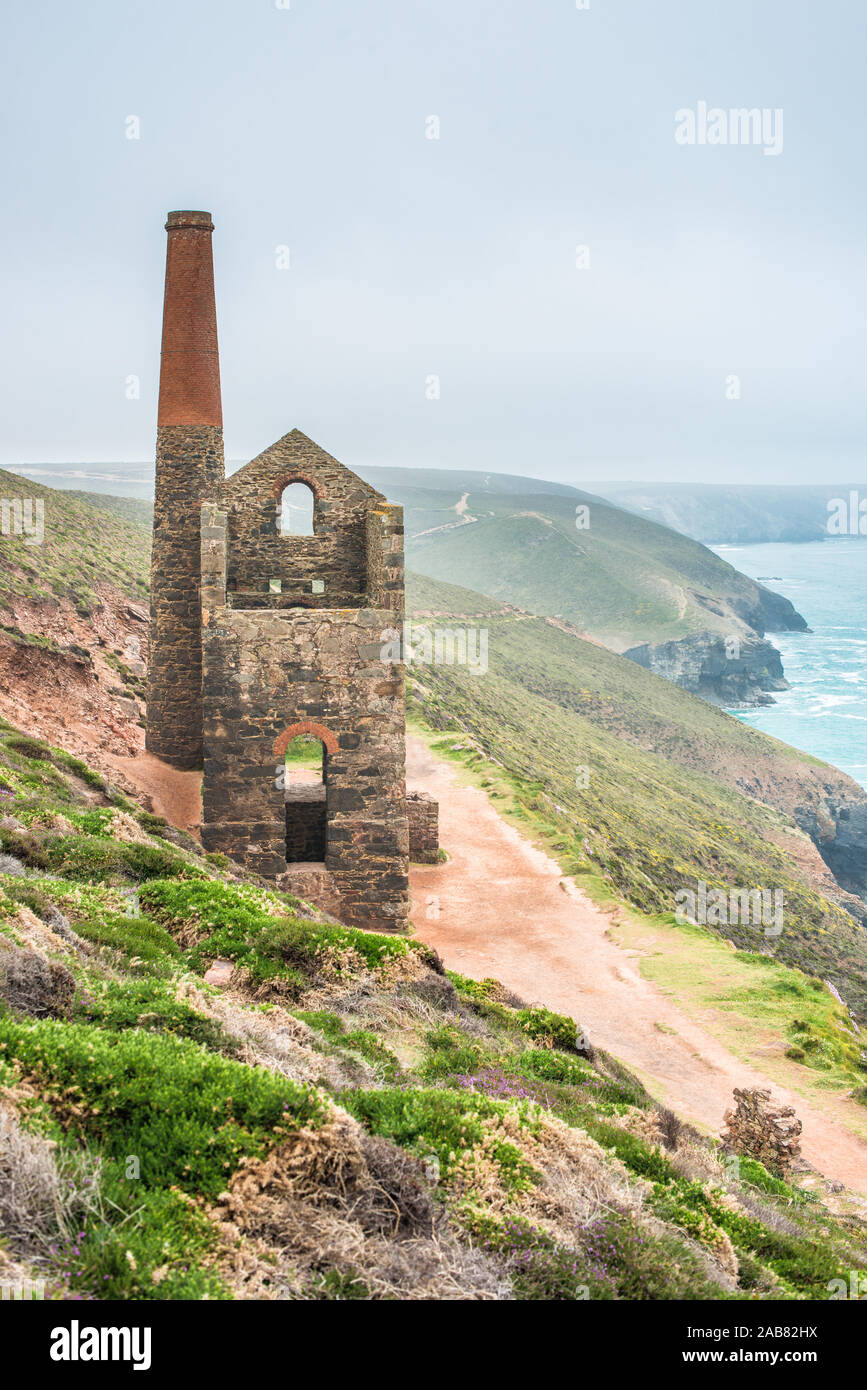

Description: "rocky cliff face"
793 799 867 903
624 633 789 707
734 583 810 637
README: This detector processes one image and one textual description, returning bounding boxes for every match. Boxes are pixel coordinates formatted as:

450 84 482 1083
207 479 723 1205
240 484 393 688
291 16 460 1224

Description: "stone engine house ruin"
146 210 435 930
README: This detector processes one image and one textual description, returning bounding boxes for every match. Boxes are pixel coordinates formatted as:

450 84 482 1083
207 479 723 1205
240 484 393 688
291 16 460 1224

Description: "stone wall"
365 503 405 616
200 502 410 931
221 430 381 608
146 424 224 768
407 791 439 863
722 1087 803 1174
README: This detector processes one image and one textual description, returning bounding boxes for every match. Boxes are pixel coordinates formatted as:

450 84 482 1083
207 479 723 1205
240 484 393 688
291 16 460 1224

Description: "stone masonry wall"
200 503 409 931
146 424 224 768
366 502 405 616
407 791 439 863
722 1088 803 1175
221 430 381 607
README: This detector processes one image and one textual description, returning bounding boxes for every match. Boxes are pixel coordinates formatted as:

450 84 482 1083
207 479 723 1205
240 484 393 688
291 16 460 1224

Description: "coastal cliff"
623 633 790 707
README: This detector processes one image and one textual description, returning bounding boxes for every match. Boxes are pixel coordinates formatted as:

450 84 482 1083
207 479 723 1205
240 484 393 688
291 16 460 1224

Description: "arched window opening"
282 734 327 863
280 482 315 536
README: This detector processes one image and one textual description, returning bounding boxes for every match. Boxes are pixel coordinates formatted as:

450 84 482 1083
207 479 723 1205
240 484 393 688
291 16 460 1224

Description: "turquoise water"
712 541 867 791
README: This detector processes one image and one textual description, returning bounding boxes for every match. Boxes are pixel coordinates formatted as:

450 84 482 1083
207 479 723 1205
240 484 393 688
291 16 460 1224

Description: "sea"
713 540 867 792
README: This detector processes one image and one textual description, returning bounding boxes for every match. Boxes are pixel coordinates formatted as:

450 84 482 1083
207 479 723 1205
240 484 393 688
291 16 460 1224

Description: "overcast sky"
1 0 865 486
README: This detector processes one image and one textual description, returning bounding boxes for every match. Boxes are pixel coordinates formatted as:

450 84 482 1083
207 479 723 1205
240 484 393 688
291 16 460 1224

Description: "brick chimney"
157 211 222 427
146 211 224 769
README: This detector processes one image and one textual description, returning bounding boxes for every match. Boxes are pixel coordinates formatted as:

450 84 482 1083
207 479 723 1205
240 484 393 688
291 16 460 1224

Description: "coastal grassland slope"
0 722 864 1301
362 468 805 652
405 573 867 1018
0 470 803 709
0 469 150 615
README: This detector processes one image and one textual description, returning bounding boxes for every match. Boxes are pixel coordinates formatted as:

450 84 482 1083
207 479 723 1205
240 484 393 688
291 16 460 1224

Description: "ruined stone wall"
722 1088 803 1174
407 791 439 863
366 503 405 616
146 425 224 768
220 431 382 608
200 503 409 930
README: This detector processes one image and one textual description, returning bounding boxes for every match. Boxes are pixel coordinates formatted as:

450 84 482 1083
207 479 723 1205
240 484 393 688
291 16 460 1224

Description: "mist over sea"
714 540 867 791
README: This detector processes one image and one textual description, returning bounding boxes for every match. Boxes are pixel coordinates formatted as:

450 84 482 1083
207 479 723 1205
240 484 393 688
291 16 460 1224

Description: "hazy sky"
2 0 865 486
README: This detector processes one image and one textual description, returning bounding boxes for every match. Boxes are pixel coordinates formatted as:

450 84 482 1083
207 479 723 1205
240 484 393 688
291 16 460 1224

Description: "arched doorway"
274 722 338 865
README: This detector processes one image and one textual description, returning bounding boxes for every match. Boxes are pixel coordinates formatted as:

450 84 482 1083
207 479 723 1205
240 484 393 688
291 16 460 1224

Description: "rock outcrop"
624 633 789 707
794 798 867 901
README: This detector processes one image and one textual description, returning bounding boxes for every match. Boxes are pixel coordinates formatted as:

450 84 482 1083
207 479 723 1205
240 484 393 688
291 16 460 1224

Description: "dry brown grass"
210 1106 510 1299
0 941 75 1020
0 1101 102 1262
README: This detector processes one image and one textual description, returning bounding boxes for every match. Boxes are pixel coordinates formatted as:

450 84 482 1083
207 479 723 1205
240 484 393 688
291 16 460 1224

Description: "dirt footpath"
406 735 867 1194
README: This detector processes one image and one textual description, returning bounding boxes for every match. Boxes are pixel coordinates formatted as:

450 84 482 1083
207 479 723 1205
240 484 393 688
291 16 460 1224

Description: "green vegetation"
0 1014 324 1196
139 878 420 991
0 468 150 614
406 572 867 1020
296 1009 402 1080
0 721 862 1301
367 467 798 649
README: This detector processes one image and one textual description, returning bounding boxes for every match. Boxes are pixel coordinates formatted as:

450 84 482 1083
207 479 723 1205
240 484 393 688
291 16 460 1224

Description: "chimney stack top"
165 210 214 232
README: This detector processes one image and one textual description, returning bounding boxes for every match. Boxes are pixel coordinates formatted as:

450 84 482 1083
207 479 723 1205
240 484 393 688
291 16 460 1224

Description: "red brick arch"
273 720 338 759
272 474 323 502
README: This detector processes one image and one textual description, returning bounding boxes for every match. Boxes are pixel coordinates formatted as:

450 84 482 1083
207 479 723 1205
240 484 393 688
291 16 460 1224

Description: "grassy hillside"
0 469 150 615
362 468 805 651
0 722 864 1301
406 572 867 1019
65 490 155 530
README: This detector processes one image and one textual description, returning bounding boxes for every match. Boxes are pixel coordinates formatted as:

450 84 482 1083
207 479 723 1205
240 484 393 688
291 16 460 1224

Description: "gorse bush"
79 977 239 1056
140 879 418 986
42 835 202 885
516 1005 581 1052
74 912 181 970
0 1014 327 1197
341 1085 540 1194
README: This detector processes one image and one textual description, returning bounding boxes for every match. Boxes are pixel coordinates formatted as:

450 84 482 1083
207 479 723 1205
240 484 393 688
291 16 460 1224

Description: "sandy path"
407 736 867 1194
